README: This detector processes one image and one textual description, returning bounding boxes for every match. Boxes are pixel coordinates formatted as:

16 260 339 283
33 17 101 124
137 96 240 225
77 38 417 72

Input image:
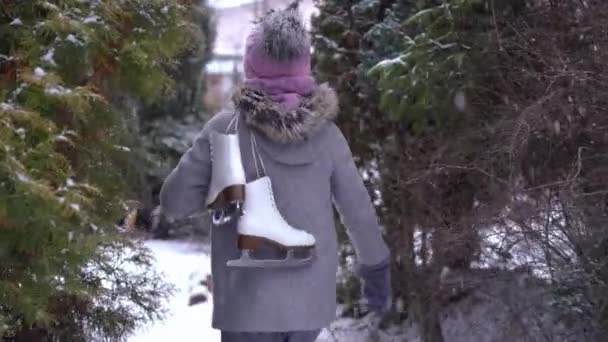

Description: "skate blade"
227 249 316 268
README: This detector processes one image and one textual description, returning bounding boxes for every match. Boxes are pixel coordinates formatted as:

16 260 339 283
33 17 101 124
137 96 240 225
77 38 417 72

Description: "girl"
160 3 391 341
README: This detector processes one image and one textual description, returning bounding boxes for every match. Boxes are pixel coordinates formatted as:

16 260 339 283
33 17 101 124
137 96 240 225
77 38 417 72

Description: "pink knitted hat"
243 2 312 80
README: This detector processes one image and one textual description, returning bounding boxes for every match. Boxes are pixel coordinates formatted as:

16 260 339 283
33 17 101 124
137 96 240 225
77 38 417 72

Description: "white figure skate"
206 131 246 225
227 176 316 268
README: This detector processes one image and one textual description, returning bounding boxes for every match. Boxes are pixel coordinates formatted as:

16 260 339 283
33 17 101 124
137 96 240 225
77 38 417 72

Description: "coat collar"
232 83 339 143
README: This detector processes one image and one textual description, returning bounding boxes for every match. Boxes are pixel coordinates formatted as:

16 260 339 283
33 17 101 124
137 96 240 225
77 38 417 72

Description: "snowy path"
128 240 397 342
129 240 220 342
126 239 577 342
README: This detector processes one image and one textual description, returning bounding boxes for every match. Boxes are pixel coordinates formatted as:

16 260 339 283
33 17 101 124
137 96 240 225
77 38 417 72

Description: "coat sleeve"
330 125 390 267
159 125 212 220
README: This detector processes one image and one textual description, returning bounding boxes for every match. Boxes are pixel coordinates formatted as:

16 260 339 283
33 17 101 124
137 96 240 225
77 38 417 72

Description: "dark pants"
221 330 320 342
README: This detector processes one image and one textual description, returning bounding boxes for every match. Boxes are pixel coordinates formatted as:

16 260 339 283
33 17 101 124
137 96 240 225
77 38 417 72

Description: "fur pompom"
256 1 309 61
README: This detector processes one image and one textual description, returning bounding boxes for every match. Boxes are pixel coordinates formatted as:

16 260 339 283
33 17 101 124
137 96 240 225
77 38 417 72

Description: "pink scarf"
243 26 314 110
243 76 315 110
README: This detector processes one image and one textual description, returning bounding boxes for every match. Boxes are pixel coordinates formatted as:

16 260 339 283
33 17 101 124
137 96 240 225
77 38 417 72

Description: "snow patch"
16 172 32 183
15 128 26 139
128 240 219 342
83 15 100 24
42 48 56 66
34 67 47 78
9 18 23 26
55 134 72 143
361 169 370 181
0 102 15 111
114 145 131 152
66 178 76 187
414 228 433 266
371 56 406 71
0 54 14 61
373 189 382 207
317 315 406 342
66 34 83 45
46 86 72 96
41 1 59 11
13 83 27 97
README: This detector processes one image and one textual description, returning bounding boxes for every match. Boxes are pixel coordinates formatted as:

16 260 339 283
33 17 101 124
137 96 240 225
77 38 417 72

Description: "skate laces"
226 114 239 134
235 118 312 244
226 112 267 179
250 133 267 178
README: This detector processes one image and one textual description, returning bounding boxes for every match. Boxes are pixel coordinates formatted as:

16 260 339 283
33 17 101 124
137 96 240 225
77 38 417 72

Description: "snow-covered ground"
128 240 220 342
129 240 399 342
127 237 592 342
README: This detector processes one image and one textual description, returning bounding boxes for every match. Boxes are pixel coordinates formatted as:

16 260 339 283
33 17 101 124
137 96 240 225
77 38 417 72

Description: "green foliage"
313 0 416 158
316 0 608 339
139 0 216 121
140 114 205 184
0 0 191 339
136 0 216 202
368 0 487 134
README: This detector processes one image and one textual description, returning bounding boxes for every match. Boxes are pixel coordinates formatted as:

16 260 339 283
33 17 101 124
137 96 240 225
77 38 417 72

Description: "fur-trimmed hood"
232 83 339 143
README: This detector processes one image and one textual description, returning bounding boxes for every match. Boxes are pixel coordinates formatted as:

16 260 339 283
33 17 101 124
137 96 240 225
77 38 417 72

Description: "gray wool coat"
160 84 390 332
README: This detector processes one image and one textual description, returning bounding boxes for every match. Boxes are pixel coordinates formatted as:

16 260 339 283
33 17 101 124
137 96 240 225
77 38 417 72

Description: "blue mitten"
357 258 392 315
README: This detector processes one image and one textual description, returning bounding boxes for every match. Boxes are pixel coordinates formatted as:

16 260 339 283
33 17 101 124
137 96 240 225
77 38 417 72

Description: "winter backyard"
2 0 608 341
127 233 591 342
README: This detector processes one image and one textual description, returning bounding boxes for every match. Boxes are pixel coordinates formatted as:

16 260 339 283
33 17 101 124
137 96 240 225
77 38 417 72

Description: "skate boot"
227 176 316 268
206 131 246 226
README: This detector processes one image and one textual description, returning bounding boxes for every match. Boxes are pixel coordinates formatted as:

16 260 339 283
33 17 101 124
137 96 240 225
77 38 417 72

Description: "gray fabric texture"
160 96 390 331
221 330 320 342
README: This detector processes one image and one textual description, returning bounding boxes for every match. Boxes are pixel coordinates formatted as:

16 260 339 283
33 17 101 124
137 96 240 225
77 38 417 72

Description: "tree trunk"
411 271 446 342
